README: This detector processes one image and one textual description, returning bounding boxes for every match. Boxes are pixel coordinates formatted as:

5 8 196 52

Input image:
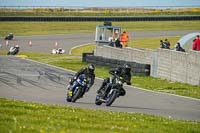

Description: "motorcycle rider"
7 44 20 55
97 64 132 98
69 64 95 96
5 33 14 40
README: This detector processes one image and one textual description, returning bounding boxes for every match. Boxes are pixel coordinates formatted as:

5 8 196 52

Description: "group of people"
160 35 200 52
68 63 132 99
109 31 129 48
160 38 185 52
160 39 171 49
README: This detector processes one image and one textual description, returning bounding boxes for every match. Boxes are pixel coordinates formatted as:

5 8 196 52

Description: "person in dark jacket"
175 42 185 52
160 40 165 48
164 39 170 49
69 64 95 96
97 64 131 98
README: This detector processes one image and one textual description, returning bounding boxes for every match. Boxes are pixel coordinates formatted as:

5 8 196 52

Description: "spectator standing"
164 39 170 49
192 35 200 51
160 40 165 48
120 31 129 47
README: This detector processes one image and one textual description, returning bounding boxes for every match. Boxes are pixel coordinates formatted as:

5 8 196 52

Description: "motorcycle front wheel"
71 88 82 103
66 89 72 102
105 90 117 106
95 95 103 105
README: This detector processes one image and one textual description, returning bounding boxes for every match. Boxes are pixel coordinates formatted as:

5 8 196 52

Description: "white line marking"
69 43 91 55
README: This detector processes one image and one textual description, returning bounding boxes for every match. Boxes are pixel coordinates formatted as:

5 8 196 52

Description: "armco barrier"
83 54 150 76
0 16 200 21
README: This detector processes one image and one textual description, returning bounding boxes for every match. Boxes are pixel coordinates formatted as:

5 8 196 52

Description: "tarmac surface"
0 30 200 121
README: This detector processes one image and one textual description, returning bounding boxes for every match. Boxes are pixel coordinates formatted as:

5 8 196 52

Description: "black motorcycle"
5 33 14 40
95 75 124 106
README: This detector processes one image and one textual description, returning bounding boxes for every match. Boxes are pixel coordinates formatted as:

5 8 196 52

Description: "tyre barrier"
83 53 150 76
0 16 200 21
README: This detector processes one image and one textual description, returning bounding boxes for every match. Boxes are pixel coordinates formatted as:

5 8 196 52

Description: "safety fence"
0 16 200 21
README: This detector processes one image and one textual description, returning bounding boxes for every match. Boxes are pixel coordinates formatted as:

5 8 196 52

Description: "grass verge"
0 21 200 37
0 98 200 133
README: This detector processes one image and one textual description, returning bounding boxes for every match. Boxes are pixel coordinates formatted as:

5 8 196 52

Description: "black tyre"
95 95 102 105
105 91 117 106
71 88 82 103
66 95 72 102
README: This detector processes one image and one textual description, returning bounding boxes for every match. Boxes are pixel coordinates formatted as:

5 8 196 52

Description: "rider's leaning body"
69 64 95 95
98 64 132 97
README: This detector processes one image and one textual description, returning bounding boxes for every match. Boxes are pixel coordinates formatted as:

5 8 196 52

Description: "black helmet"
123 64 131 73
87 64 95 73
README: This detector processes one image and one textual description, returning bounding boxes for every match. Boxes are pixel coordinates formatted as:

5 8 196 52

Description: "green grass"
0 98 199 133
130 36 180 49
0 21 200 37
71 44 96 56
131 76 200 99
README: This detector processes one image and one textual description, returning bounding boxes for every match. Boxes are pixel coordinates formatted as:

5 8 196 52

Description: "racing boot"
118 88 126 97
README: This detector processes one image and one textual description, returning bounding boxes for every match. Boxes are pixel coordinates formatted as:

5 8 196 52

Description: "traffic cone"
5 40 9 46
29 40 32 47
54 41 58 48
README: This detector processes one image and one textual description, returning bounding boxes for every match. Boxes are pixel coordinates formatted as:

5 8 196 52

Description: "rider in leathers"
69 64 95 96
97 64 131 98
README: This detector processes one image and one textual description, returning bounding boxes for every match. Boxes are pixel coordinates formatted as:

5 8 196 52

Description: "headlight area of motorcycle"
117 80 122 84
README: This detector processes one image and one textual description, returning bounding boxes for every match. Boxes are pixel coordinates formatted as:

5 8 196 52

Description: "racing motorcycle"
51 48 65 54
5 33 14 40
7 45 20 55
66 74 89 103
95 75 124 106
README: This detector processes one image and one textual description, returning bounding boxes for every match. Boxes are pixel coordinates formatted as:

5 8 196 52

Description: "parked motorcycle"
7 45 20 55
5 33 14 40
51 48 65 54
95 75 124 106
66 74 89 103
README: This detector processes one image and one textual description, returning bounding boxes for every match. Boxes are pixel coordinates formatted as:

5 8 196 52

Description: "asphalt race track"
0 30 200 121
0 56 200 121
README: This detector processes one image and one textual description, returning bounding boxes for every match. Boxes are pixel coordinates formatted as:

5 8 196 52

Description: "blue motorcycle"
66 74 89 102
